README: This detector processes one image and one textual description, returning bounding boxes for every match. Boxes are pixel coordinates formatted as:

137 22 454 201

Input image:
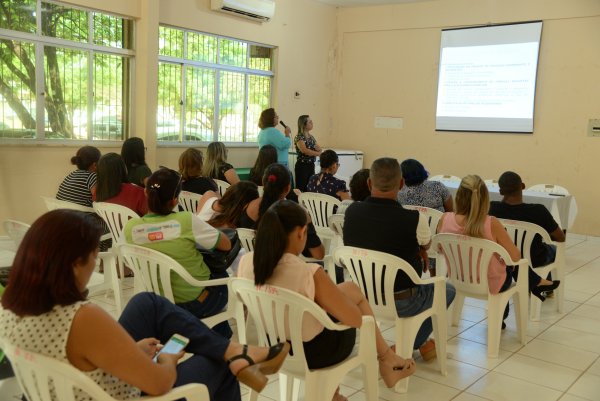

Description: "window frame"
157 24 274 146
0 0 134 145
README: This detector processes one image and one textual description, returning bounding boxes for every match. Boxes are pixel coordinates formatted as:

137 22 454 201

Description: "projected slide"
435 22 542 133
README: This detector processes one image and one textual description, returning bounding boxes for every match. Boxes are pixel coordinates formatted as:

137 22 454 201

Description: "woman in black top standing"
294 115 321 192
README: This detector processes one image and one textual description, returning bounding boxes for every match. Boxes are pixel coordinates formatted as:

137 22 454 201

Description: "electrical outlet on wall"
588 119 600 137
294 91 301 100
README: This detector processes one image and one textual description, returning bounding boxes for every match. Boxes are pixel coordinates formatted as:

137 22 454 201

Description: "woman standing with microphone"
294 115 322 192
257 108 292 167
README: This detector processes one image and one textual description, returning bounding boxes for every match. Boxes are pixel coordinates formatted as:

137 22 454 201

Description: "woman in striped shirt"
56 146 101 207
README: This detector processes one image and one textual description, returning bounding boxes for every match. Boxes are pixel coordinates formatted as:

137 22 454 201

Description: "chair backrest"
334 246 421 321
0 340 209 401
178 191 203 213
257 186 264 197
527 184 570 196
429 175 461 182
42 196 94 213
432 233 514 296
328 214 345 237
484 179 499 190
1 340 124 401
298 192 341 234
401 205 443 236
93 202 139 244
231 278 345 373
2 219 30 248
498 219 552 264
236 228 256 252
118 243 198 302
213 179 230 196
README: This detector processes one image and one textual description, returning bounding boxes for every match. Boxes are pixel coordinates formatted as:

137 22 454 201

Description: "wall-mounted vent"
211 0 275 22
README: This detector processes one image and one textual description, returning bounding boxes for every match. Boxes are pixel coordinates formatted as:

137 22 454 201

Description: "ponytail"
258 163 291 221
146 168 182 215
253 200 308 285
455 175 489 238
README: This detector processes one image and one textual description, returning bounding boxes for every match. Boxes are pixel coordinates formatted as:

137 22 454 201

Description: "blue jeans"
395 282 456 349
176 281 232 339
118 292 240 401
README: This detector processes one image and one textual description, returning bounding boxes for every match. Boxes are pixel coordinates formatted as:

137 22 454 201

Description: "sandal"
228 342 290 392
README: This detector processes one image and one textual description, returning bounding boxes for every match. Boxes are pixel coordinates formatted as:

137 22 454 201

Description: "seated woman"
249 145 277 186
95 152 148 216
398 159 453 212
237 200 416 400
123 168 234 338
57 145 101 207
337 168 370 214
179 148 218 195
239 163 325 260
0 209 289 400
195 181 260 228
306 150 350 201
202 142 240 186
121 137 152 187
437 175 559 327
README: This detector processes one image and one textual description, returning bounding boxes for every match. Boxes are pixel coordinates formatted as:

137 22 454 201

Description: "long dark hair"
258 163 291 220
71 146 100 170
249 145 277 185
2 210 103 316
179 148 204 181
208 181 259 228
121 137 146 168
253 200 308 285
146 168 182 215
96 153 129 201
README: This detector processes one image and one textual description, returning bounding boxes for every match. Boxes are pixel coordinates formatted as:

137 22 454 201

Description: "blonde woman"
294 115 322 191
178 148 217 195
437 175 558 328
202 142 240 185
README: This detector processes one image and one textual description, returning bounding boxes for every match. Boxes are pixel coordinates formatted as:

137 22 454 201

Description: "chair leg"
363 351 379 400
279 373 298 401
514 292 528 345
451 293 465 326
487 296 506 358
530 295 542 322
431 314 448 376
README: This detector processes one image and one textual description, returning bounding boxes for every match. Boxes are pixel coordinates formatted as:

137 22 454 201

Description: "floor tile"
412 358 488 390
567 372 600 400
378 375 460 401
451 393 494 401
446 337 511 369
538 326 600 354
586 357 600 376
494 354 581 391
517 339 598 371
466 371 562 401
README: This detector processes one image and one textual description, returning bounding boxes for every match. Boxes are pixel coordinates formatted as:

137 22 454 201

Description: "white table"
439 180 578 230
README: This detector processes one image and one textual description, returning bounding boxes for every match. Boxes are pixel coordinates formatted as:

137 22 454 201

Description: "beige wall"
333 0 600 235
0 0 337 232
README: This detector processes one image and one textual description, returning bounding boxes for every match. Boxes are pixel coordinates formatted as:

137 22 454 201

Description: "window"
158 25 273 144
0 0 133 141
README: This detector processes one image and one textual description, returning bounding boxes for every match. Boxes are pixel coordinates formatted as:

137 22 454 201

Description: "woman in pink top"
437 175 558 327
237 200 415 401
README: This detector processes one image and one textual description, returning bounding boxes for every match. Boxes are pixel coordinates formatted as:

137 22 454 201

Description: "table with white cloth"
438 180 578 230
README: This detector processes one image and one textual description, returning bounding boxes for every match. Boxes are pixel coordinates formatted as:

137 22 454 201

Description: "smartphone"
153 334 189 362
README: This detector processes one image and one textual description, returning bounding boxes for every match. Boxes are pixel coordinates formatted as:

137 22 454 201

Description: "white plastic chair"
231 278 378 401
527 184 570 196
484 179 499 190
42 195 95 213
178 191 203 213
257 185 264 197
334 246 447 392
214 179 230 197
499 219 565 321
432 233 529 358
298 192 340 250
402 205 444 276
429 175 461 182
236 228 256 252
2 219 30 248
0 340 209 401
118 243 244 330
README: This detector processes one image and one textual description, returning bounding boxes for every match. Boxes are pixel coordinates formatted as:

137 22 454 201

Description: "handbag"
199 228 242 274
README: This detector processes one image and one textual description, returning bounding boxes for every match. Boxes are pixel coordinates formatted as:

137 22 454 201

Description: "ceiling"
315 0 433 6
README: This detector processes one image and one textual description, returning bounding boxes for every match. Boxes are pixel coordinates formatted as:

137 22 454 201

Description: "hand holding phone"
153 334 189 363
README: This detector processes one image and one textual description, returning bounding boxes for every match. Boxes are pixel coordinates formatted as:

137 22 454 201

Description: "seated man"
343 157 455 361
489 171 565 297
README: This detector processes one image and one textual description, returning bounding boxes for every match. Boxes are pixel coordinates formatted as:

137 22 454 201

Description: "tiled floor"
2 233 600 401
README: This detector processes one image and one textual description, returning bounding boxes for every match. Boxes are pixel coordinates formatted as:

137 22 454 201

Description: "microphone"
280 121 288 129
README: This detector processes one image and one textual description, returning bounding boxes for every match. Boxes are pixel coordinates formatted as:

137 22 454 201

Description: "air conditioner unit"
211 0 275 22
